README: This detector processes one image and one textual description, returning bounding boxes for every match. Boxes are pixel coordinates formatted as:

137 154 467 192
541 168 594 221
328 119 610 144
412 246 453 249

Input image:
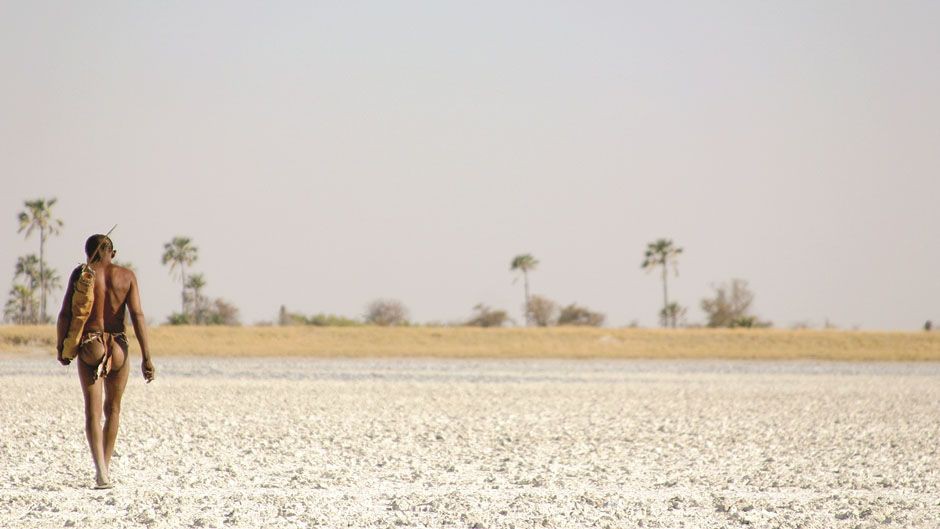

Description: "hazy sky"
2 1 938 329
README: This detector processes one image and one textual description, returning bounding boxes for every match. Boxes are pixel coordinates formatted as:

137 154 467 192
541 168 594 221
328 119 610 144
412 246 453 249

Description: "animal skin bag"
60 227 115 361
60 264 96 361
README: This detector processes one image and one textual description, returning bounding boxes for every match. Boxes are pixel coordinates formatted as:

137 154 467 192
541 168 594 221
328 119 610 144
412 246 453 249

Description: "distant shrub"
166 312 190 325
206 298 240 326
728 316 771 328
365 299 409 326
557 304 605 327
167 298 240 326
278 305 307 326
701 279 771 328
307 313 361 327
526 295 558 327
277 305 360 326
659 302 686 328
466 304 510 328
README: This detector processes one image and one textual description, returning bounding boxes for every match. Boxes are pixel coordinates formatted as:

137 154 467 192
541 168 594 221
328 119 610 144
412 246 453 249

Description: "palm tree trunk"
181 262 187 318
523 271 531 327
661 264 668 328
193 288 200 324
39 228 46 323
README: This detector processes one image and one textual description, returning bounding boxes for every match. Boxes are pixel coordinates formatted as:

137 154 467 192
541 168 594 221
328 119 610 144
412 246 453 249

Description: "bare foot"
94 471 112 489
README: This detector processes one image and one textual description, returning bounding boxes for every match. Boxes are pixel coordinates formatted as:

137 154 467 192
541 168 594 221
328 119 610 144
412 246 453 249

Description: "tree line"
5 199 63 324
4 197 239 326
161 236 239 325
639 239 771 328
0 198 780 329
275 244 770 329
500 243 770 329
8 197 930 329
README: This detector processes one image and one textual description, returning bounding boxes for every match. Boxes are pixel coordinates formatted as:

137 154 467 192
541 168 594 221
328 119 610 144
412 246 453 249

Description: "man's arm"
126 271 155 382
55 266 81 365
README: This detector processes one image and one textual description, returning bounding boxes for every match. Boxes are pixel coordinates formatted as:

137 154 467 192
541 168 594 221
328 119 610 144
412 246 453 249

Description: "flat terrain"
1 357 938 528
3 325 940 361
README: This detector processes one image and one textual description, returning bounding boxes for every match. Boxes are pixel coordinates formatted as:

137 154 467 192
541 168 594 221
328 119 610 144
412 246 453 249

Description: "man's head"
85 234 115 263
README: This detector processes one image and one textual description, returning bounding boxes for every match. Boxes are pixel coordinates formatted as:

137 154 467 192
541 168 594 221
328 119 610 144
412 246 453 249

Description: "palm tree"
38 267 61 306
510 254 539 326
641 239 683 328
17 198 64 322
13 254 42 323
14 255 40 286
660 302 687 329
185 273 207 324
4 285 35 324
161 237 198 316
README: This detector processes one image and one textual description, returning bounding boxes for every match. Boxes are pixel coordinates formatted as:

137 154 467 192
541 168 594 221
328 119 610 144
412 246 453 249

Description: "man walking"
56 234 155 489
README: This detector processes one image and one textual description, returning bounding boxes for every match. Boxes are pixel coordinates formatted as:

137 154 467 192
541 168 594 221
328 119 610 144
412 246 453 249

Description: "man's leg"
102 340 129 468
77 357 109 487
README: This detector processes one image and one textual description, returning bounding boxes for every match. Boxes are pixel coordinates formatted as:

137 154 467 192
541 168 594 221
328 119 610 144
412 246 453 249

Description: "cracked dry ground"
1 358 938 528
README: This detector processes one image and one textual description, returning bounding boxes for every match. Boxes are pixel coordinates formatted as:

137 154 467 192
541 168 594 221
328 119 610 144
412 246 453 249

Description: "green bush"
306 313 361 327
166 312 190 325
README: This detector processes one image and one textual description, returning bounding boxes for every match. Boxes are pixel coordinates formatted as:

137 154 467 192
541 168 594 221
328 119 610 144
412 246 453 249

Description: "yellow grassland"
1 325 939 361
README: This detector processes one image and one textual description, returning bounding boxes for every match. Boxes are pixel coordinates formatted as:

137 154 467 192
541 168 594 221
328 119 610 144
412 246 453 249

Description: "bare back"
70 263 134 334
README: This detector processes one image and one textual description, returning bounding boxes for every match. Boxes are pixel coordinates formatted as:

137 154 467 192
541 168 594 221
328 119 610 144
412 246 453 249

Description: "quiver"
61 265 96 361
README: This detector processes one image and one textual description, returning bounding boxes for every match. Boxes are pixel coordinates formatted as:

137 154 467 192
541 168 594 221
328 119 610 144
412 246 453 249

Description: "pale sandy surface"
1 357 938 528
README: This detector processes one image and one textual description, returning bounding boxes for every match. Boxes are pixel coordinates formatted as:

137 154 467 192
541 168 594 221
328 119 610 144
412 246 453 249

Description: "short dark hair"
85 234 114 261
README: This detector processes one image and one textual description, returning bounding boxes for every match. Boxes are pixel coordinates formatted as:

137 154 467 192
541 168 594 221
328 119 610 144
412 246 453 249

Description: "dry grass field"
1 325 938 361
